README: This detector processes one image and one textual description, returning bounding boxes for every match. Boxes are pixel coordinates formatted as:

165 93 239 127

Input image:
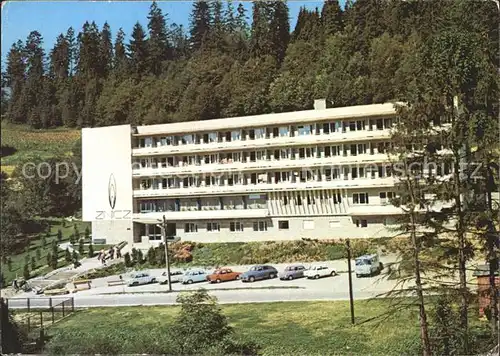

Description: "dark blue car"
240 265 278 282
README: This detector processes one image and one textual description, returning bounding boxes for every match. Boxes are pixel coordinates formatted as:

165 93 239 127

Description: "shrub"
50 252 58 269
65 248 72 262
41 235 47 248
84 226 90 240
137 249 144 264
72 250 78 263
46 252 52 267
78 239 84 255
31 256 36 271
147 247 156 265
88 243 94 258
7 257 12 271
124 253 132 267
166 290 260 355
57 229 62 242
36 248 41 261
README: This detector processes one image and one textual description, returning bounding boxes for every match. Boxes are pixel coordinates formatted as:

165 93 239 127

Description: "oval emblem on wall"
108 174 117 210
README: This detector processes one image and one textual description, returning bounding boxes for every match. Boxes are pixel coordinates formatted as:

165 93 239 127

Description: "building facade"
82 101 405 247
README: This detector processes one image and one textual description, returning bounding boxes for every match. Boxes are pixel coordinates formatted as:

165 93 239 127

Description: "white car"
157 270 184 284
127 272 156 286
304 265 337 279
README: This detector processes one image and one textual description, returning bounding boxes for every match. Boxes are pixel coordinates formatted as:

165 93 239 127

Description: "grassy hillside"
0 122 80 172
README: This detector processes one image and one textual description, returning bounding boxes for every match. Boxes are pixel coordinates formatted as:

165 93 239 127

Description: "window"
253 221 268 231
230 222 244 232
207 222 220 232
184 223 198 233
355 219 368 228
279 126 289 137
303 220 314 230
278 220 289 230
353 193 369 204
231 130 241 141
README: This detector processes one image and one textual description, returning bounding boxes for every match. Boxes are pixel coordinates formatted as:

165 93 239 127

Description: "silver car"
157 270 183 284
127 272 156 286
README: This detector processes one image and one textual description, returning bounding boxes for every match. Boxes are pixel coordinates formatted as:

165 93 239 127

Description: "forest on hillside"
1 0 498 129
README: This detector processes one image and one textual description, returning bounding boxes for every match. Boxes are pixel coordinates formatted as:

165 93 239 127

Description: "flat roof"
133 102 400 136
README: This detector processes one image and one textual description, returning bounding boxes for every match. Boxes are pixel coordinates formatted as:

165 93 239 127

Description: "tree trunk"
453 158 469 353
407 176 432 356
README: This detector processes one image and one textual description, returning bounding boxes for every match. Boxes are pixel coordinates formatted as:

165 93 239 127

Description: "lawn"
0 122 80 169
45 299 422 355
1 218 92 284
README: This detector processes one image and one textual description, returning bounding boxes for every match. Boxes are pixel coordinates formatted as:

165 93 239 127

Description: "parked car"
355 254 383 277
157 269 184 284
127 272 156 286
207 268 242 283
304 265 337 279
240 265 278 282
181 269 208 284
279 265 306 280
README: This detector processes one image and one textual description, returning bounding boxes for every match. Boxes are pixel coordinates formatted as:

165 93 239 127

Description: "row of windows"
136 166 397 191
135 119 395 148
183 221 267 233
138 195 267 213
134 141 394 169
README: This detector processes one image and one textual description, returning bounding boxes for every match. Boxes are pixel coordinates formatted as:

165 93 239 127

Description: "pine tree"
189 0 211 51
72 250 78 263
5 40 27 123
24 31 46 128
84 225 90 240
127 22 149 77
31 256 36 271
170 24 189 60
66 27 77 76
36 248 41 261
235 3 249 38
46 252 51 267
76 21 102 78
88 242 94 258
321 0 343 36
99 22 113 78
65 248 72 262
57 229 63 242
250 1 272 58
23 264 30 281
51 252 58 269
224 0 236 34
78 238 85 256
269 0 290 62
113 28 128 75
49 33 70 79
147 1 170 75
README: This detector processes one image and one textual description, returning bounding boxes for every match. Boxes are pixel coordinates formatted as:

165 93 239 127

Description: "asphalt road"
6 271 404 309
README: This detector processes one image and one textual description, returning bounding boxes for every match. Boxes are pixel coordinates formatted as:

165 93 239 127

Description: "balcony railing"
132 153 391 177
132 129 392 157
132 178 397 198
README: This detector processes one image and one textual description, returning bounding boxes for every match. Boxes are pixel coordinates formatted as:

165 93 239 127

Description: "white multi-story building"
82 100 405 247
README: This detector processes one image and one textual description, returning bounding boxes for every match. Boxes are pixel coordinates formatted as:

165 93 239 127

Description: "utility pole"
160 215 172 292
346 239 355 324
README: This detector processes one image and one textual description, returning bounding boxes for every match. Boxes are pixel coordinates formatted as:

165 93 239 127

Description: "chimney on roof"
314 99 326 110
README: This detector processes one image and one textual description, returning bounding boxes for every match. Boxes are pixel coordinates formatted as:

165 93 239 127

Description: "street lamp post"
158 215 172 292
346 239 355 324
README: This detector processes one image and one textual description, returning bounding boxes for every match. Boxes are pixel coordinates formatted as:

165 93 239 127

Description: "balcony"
132 130 392 157
132 153 391 177
133 209 269 223
348 204 402 216
132 177 397 198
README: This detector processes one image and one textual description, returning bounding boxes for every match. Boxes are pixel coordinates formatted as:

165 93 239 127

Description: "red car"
207 268 241 283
